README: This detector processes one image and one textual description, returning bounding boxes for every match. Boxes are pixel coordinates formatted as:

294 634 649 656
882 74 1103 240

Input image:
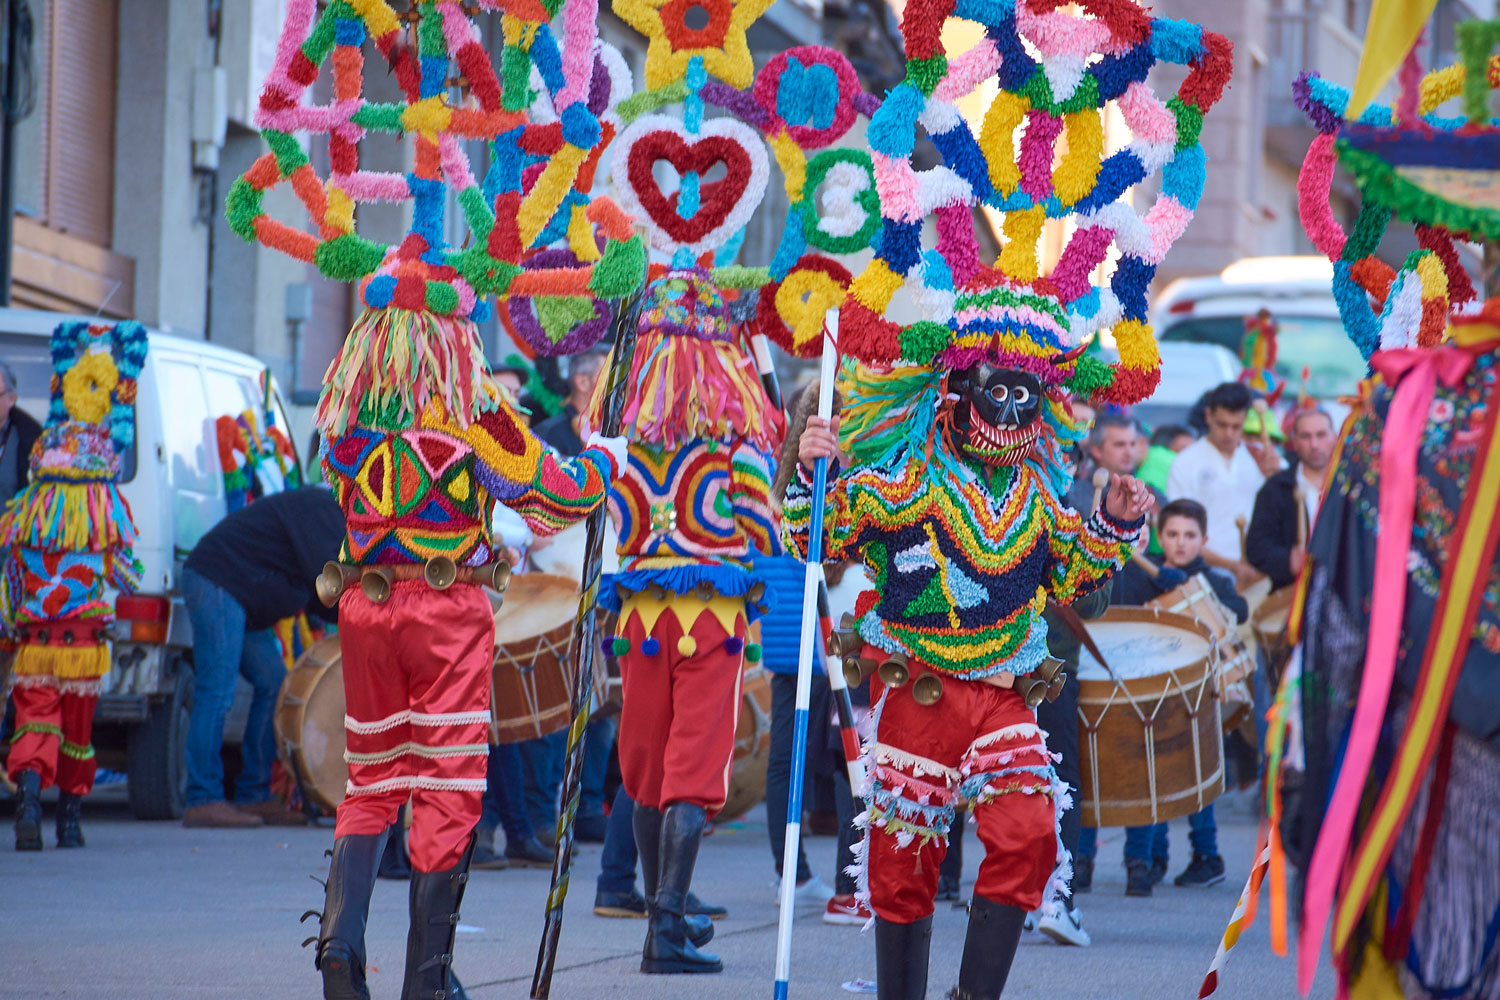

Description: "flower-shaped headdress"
839 0 1232 406
1294 21 1499 356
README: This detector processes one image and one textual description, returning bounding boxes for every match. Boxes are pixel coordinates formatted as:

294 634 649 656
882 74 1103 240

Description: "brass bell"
491 560 512 593
360 567 394 603
694 582 716 602
1045 675 1066 702
878 651 910 688
425 556 459 591
748 581 766 603
842 655 876 688
912 673 944 706
316 561 348 607
839 612 856 630
1019 677 1047 709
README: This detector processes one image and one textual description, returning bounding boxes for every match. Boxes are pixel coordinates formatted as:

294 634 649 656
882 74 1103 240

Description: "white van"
1150 256 1368 401
0 308 306 819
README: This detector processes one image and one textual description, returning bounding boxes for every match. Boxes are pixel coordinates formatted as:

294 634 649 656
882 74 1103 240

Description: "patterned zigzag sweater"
783 443 1140 680
323 393 616 566
601 436 782 620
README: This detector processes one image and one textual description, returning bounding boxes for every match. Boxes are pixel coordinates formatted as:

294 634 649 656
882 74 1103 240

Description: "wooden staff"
530 287 646 1000
1293 485 1309 550
1252 397 1273 450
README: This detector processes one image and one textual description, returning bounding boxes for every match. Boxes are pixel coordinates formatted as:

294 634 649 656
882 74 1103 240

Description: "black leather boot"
875 915 932 1000
315 831 389 1000
56 793 84 848
947 895 1027 1000
379 814 413 880
401 835 476 1000
641 803 721 974
633 804 713 949
13 770 42 851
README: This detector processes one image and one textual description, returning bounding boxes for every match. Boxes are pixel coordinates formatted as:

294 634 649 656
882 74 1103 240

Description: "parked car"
1091 341 1243 431
1150 256 1368 402
0 309 302 819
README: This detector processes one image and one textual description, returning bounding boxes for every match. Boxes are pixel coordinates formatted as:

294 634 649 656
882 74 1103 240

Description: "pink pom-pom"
1297 132 1345 260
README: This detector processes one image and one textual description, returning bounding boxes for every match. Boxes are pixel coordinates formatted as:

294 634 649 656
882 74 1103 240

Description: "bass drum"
716 664 773 822
274 635 347 814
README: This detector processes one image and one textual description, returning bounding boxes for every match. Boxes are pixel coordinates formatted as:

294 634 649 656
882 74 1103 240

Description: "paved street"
2 790 1331 1000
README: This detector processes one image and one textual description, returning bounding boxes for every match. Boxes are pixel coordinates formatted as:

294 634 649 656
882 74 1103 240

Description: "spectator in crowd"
1167 383 1280 589
1074 500 1248 894
0 362 42 508
1136 424 1194 497
1083 415 1167 512
524 347 615 843
1246 409 1337 589
181 488 343 828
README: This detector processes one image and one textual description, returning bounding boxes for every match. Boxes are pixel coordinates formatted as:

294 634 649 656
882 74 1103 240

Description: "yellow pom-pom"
677 635 698 657
1054 110 1104 207
770 133 806 201
849 258 904 312
998 205 1046 283
1113 319 1160 371
980 90 1028 198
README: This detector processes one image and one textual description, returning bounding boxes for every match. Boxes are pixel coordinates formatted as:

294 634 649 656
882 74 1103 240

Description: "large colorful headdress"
1294 21 1499 357
2 322 146 554
1238 308 1284 404
227 0 646 433
838 0 1231 406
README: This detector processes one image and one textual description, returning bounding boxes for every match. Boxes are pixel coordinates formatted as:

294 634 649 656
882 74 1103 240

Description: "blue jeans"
480 743 535 845
1123 823 1169 862
182 568 288 808
597 784 639 895
581 714 617 821
1187 804 1218 856
518 714 614 836
1076 825 1097 859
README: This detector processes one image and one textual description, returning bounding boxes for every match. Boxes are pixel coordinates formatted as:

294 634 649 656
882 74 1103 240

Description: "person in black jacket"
180 487 344 828
0 362 42 507
1246 409 1337 589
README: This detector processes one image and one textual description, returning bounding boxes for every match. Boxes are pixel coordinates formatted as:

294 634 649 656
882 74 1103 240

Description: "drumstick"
1131 522 1160 578
1252 397 1272 450
1236 514 1249 562
1091 468 1109 516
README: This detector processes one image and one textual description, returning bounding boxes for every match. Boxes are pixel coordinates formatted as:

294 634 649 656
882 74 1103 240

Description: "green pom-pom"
536 296 598 343
1065 353 1114 400
224 179 263 242
744 643 763 663
1168 97 1203 152
590 236 647 300
424 281 460 315
1342 195 1392 260
711 265 771 290
502 46 535 112
264 130 308 177
611 637 631 656
301 12 337 67
906 56 947 97
899 321 951 365
316 233 386 282
1058 75 1100 115
351 104 403 133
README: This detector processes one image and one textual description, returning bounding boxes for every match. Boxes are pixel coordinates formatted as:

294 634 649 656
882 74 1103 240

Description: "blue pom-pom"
1111 256 1155 322
1332 261 1379 360
419 56 447 98
334 18 366 47
1150 18 1203 65
808 63 839 130
530 29 566 92
1073 151 1146 214
922 250 954 292
469 299 492 323
867 84 923 159
769 211 807 277
559 102 602 149
930 123 993 201
1161 144 1206 209
641 636 661 656
723 636 745 655
686 55 707 91
1093 42 1153 102
879 219 923 273
364 275 397 309
777 57 809 125
991 13 1035 91
1069 286 1102 319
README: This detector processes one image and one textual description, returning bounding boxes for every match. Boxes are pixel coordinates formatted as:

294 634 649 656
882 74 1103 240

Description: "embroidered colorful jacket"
323 390 617 567
601 436 782 618
783 443 1140 680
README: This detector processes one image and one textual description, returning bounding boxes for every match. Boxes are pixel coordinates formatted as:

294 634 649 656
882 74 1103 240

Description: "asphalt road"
0 789 1332 999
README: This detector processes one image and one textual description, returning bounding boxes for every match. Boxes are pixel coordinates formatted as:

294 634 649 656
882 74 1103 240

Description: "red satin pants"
617 599 746 813
866 667 1058 923
6 676 99 795
334 581 493 873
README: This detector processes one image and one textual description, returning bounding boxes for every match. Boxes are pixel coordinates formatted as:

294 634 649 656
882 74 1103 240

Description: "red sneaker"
823 896 873 926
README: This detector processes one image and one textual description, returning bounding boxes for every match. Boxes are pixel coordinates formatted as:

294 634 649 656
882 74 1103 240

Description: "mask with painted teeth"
950 364 1043 467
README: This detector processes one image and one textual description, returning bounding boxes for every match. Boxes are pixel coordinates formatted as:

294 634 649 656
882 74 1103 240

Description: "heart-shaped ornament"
611 115 769 256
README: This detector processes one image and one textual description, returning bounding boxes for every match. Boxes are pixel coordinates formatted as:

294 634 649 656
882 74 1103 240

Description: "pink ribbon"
1296 345 1476 994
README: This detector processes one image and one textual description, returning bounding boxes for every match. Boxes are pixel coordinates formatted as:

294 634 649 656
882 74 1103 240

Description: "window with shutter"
43 0 119 246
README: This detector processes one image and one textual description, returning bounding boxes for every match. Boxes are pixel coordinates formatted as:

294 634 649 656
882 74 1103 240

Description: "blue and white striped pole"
773 311 839 1000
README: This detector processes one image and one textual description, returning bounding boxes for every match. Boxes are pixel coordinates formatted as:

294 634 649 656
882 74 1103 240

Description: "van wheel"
127 663 193 820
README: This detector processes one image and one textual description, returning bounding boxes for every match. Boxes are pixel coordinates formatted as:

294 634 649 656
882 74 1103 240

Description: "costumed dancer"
226 2 645 997
1199 17 1498 998
789 2 1231 998
592 271 784 974
3 321 147 851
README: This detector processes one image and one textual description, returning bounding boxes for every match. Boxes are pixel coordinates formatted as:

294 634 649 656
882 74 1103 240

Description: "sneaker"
505 836 555 868
594 888 648 918
1038 903 1091 947
686 892 728 920
183 802 262 828
935 874 960 901
1124 858 1154 897
1022 910 1037 932
823 896 873 925
1073 854 1093 894
1173 852 1226 888
790 875 835 906
1148 856 1168 887
234 799 308 826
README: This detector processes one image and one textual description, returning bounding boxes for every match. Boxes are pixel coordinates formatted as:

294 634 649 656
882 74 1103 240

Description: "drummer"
1074 500 1247 896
